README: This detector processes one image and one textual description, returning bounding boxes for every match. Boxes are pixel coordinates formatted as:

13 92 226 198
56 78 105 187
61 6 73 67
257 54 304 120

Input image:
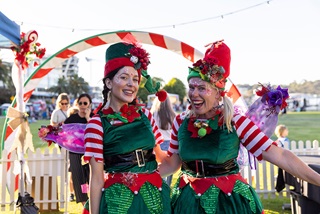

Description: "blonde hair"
67 106 79 117
222 96 234 132
274 124 288 138
55 93 70 109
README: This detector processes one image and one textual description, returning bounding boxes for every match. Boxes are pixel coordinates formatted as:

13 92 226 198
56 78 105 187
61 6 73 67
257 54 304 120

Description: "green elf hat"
187 40 231 92
104 42 167 101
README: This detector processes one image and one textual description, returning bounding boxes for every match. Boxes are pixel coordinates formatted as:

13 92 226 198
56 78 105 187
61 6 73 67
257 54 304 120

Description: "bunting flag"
1 30 247 191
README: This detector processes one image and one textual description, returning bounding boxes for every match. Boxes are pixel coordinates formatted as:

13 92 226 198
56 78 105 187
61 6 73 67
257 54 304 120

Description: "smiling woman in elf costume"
157 40 320 214
83 41 170 214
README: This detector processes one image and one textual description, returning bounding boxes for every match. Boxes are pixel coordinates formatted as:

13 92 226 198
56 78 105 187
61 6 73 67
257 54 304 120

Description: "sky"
1 0 320 87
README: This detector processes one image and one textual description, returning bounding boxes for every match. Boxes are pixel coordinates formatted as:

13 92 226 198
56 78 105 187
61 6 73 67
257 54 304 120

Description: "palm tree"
47 77 69 95
68 74 90 98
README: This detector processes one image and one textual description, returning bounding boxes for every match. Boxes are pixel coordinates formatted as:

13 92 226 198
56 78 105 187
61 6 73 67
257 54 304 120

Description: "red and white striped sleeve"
142 108 164 145
233 114 277 161
84 114 104 163
167 113 184 156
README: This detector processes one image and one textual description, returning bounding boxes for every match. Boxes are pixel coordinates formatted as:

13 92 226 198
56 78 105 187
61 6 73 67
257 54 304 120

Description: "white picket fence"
0 147 68 212
0 140 320 212
241 140 320 199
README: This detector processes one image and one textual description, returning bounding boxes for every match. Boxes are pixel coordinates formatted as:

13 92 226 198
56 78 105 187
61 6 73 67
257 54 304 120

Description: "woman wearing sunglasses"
50 93 70 126
83 42 171 214
65 93 93 206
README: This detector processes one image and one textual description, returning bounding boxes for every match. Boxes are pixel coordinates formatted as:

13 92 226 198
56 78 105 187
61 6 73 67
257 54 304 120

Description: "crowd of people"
44 40 320 214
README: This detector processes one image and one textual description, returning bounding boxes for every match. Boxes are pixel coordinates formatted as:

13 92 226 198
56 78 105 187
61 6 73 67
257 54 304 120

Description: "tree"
48 74 90 99
137 76 166 103
0 60 15 103
163 78 186 103
47 77 69 95
68 74 90 98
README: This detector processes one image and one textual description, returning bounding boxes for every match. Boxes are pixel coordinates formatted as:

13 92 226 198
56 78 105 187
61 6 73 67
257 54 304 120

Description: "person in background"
150 96 176 186
65 93 93 206
83 42 171 214
67 98 80 117
274 124 290 192
49 93 75 201
274 124 290 149
157 40 320 213
50 93 70 126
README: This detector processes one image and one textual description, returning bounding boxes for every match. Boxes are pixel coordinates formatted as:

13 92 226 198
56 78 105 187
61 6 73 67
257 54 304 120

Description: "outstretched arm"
262 144 320 186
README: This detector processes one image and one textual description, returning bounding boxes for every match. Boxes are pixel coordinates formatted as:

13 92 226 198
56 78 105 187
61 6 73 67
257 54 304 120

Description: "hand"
85 105 92 121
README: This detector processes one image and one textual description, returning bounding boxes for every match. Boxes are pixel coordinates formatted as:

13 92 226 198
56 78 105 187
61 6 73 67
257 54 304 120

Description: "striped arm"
167 113 185 156
233 114 276 161
84 115 104 163
142 108 164 145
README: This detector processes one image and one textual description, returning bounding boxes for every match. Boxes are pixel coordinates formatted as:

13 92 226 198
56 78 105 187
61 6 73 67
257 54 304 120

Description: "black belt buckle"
196 160 205 178
135 149 145 167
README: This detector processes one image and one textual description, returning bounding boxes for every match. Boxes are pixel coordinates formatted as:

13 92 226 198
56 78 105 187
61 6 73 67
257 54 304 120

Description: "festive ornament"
155 89 167 102
198 128 207 137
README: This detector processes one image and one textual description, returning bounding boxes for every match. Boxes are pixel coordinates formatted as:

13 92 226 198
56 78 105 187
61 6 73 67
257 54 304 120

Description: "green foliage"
163 78 186 103
137 77 151 103
271 112 320 142
48 74 90 99
288 80 320 95
137 77 166 103
0 61 15 103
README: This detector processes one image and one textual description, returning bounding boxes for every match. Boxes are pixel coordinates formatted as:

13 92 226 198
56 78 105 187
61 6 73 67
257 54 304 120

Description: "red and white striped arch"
1 30 246 153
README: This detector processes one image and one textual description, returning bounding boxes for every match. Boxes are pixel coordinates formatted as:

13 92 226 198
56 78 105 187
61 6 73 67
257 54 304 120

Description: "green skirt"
171 176 263 214
98 180 171 214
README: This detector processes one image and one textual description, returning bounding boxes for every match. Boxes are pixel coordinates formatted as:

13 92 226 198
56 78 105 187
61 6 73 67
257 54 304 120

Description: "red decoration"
187 118 212 138
128 46 150 71
119 104 140 123
156 90 167 102
11 31 46 70
102 107 114 115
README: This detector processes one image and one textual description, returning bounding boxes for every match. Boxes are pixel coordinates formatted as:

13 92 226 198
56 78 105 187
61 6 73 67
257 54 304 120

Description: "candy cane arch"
1 30 246 156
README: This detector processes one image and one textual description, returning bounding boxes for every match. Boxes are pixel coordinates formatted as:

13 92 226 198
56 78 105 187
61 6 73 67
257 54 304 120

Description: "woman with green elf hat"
83 41 170 214
157 40 320 213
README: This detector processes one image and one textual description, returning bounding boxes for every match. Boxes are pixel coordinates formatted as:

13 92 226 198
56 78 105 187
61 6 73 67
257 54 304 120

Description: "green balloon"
198 128 207 137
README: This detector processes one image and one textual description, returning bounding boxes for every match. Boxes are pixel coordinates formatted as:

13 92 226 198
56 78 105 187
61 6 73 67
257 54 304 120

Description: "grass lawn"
1 111 320 213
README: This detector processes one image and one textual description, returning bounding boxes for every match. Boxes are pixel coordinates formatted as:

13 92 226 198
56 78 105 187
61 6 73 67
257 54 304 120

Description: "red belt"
104 171 163 193
179 173 248 195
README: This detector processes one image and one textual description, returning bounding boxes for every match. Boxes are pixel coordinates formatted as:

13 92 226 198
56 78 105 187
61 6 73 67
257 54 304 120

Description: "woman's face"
59 99 69 111
188 77 219 118
107 66 139 109
77 96 91 114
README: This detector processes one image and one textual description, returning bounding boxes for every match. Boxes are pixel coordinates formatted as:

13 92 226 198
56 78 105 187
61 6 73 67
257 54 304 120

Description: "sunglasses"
79 102 89 106
60 102 69 105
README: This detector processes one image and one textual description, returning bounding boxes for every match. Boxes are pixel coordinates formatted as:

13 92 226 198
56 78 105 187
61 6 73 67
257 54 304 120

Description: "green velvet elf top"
171 117 264 214
97 109 171 214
